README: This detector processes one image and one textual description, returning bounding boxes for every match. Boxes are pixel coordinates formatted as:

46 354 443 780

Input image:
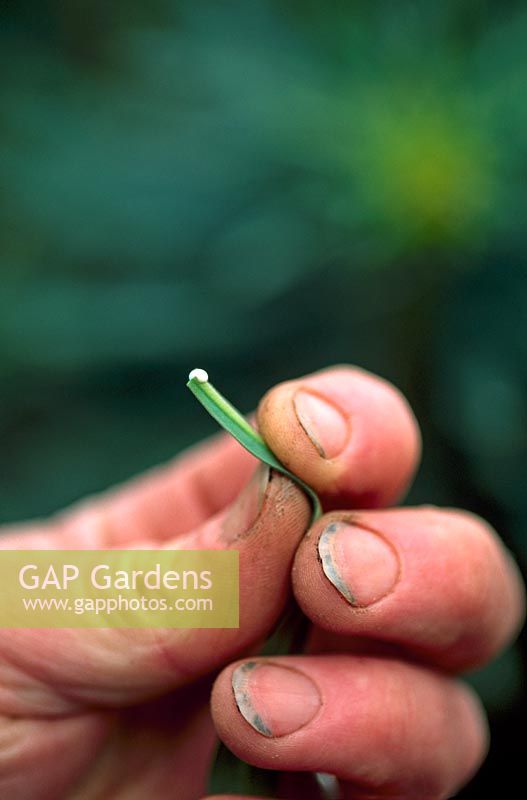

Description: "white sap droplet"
188 368 209 383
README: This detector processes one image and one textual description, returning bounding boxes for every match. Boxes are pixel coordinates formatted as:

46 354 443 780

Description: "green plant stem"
187 371 322 797
186 373 322 523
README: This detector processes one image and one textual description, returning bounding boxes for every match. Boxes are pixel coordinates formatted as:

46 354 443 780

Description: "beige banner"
0 550 238 628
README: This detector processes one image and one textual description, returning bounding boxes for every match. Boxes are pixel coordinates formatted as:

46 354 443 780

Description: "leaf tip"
188 368 209 384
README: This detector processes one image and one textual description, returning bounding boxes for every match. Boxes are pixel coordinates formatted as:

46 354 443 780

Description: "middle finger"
292 507 525 671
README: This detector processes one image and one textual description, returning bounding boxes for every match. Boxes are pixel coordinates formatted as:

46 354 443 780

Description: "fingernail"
293 390 348 459
318 521 400 606
232 661 321 737
222 464 270 542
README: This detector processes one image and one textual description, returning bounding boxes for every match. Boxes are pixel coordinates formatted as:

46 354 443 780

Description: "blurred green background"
1 1 526 795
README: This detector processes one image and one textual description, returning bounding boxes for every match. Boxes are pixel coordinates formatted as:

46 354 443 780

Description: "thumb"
0 466 309 715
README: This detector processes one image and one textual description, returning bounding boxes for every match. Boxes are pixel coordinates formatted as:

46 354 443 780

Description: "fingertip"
210 655 489 798
257 365 421 508
456 681 490 773
210 661 239 743
293 506 524 671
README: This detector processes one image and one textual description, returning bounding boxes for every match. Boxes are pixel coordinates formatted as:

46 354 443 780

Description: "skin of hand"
0 366 523 800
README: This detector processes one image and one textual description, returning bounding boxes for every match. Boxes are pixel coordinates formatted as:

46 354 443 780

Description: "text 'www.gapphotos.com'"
21 594 214 615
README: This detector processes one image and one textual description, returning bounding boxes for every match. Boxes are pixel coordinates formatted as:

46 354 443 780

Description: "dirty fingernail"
232 661 321 737
222 464 270 542
293 390 348 459
318 521 400 606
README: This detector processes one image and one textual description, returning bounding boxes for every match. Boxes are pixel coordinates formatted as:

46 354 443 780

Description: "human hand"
0 366 523 799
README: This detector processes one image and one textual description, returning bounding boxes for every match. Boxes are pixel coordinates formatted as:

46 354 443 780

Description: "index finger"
257 365 421 509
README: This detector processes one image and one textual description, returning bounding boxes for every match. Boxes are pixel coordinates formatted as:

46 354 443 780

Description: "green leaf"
186 370 322 522
186 369 321 796
207 744 279 797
